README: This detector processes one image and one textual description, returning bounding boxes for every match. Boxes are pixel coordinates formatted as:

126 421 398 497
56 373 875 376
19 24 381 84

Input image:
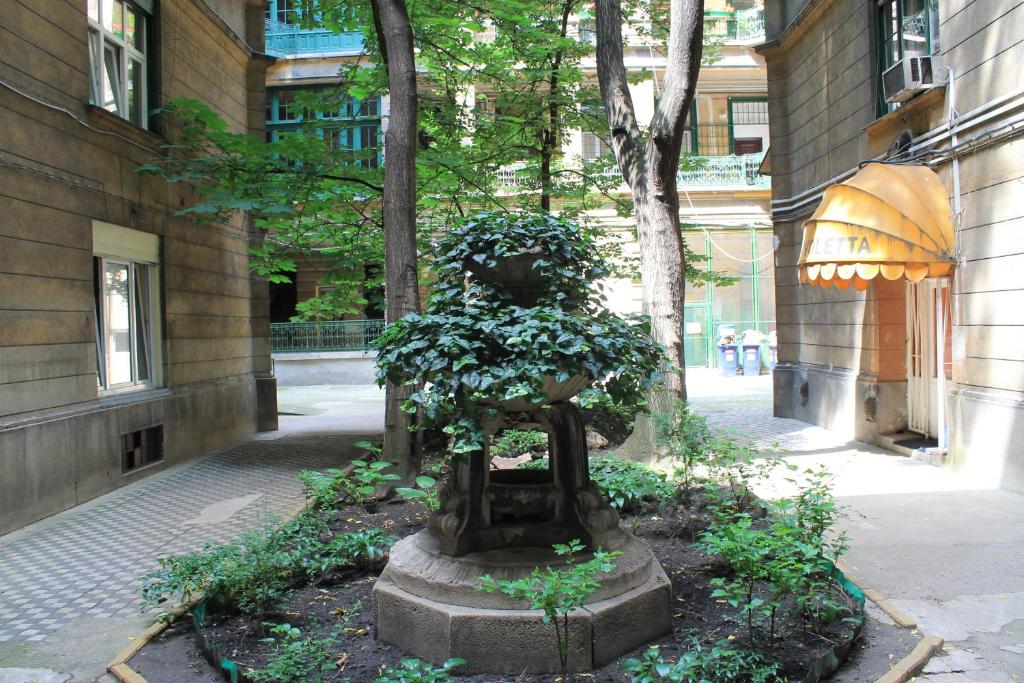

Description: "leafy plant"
654 401 712 495
374 657 465 682
301 457 401 509
521 454 673 512
140 504 394 615
491 429 549 457
248 621 341 682
395 465 442 511
479 539 620 681
621 639 782 683
375 212 665 454
300 529 397 577
700 466 855 645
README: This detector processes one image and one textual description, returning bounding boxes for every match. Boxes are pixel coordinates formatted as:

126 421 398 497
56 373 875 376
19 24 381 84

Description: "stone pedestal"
372 528 672 673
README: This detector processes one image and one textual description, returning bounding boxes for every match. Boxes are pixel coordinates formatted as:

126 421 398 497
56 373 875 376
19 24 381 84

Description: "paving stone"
0 433 361 643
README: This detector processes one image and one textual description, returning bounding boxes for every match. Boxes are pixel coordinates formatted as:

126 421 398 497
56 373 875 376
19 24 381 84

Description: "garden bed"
130 492 862 682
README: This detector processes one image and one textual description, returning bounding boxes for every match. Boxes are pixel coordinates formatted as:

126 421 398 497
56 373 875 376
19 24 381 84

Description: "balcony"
265 19 365 57
496 152 768 192
704 8 765 43
678 153 769 188
270 319 384 353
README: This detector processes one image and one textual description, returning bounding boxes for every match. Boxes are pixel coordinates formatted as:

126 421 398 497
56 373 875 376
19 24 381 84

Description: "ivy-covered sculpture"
375 211 664 555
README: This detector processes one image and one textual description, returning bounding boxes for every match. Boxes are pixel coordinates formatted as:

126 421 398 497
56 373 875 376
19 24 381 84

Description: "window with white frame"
87 0 151 127
93 222 161 392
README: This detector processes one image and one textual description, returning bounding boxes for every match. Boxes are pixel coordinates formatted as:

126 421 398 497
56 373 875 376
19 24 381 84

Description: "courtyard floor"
0 373 1021 681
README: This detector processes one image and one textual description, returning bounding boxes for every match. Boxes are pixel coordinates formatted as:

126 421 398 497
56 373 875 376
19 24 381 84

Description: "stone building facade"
0 0 277 533
760 0 1024 490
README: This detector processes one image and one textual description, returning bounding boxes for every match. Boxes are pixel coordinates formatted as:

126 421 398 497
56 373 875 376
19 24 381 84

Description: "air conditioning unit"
883 55 942 104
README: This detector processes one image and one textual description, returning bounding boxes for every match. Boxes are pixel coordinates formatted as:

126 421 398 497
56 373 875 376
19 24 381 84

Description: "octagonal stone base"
372 528 672 674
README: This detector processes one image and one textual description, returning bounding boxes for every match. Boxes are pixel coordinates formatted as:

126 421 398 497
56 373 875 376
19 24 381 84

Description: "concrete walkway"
687 369 1024 683
0 385 384 683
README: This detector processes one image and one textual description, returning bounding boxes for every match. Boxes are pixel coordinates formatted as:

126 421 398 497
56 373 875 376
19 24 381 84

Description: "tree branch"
595 0 645 192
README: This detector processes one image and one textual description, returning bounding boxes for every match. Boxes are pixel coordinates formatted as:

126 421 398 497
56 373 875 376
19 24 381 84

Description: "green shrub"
654 401 712 493
140 509 395 615
589 456 674 511
395 468 442 511
300 457 401 509
374 211 665 454
700 467 853 645
374 658 465 682
519 454 674 512
479 539 620 681
491 429 549 457
621 639 782 683
248 621 341 682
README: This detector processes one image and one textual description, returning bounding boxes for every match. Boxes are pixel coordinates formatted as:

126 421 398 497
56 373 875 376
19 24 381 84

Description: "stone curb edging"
836 561 918 629
876 634 945 683
105 497 314 683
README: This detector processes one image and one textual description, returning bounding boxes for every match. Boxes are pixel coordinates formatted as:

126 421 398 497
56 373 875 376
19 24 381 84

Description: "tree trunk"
595 0 703 458
373 0 421 480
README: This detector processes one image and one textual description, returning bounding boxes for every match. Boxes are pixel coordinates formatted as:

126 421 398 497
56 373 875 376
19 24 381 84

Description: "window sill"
83 104 167 154
864 86 946 138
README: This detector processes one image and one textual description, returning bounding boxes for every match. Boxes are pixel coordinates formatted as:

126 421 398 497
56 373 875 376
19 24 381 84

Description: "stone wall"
0 0 277 533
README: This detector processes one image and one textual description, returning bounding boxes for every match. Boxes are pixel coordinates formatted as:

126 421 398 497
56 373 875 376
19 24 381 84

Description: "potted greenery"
375 211 664 554
375 211 664 452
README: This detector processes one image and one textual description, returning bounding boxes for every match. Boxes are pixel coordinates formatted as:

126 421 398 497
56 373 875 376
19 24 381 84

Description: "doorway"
905 278 951 442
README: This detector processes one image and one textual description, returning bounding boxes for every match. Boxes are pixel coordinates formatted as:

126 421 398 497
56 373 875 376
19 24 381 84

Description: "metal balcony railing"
270 319 384 353
678 153 769 188
497 153 768 190
265 19 365 57
704 8 765 42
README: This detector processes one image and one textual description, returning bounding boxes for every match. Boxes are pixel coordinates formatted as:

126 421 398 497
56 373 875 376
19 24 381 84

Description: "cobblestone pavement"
0 435 381 683
0 433 366 646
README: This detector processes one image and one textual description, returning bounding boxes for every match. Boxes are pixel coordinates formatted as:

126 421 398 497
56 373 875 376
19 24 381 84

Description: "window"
266 89 383 168
877 0 940 114
93 222 161 393
87 0 151 128
581 131 611 160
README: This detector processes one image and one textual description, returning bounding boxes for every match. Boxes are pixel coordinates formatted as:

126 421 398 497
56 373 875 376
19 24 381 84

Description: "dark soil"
131 498 862 683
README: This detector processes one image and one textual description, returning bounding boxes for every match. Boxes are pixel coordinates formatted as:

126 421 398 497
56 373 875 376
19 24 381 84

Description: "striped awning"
798 163 955 290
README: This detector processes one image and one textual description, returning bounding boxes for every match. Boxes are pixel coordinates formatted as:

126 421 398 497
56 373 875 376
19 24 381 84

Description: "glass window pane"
111 0 124 39
89 0 99 22
127 58 143 124
103 262 133 385
133 264 151 382
125 6 140 50
102 43 123 114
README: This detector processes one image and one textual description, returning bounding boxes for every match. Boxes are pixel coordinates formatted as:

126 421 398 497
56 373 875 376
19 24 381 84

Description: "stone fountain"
373 228 672 674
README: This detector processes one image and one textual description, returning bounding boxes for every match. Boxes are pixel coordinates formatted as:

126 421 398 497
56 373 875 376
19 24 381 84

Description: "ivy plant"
375 212 665 453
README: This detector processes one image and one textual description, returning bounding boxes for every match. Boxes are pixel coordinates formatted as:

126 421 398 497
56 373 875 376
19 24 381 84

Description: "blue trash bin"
768 344 777 371
719 343 739 376
742 344 761 376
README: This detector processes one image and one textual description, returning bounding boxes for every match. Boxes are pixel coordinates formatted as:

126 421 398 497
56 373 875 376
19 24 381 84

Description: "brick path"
0 433 364 645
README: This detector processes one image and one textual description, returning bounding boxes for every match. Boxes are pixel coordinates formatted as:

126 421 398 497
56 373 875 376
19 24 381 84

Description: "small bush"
479 539 620 682
518 454 674 511
248 621 341 682
622 639 782 683
301 457 401 509
374 657 465 683
700 467 853 645
654 401 712 493
140 509 395 615
491 429 548 457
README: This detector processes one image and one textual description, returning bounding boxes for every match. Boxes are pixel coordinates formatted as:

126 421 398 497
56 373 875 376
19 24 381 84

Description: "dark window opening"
122 425 163 473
